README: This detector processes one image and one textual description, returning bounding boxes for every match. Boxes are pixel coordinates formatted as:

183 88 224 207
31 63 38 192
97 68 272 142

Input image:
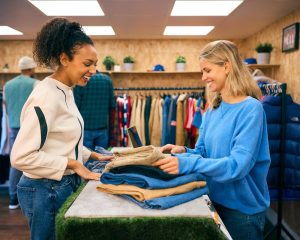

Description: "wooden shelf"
104 71 202 74
0 71 53 74
247 64 280 69
246 64 280 78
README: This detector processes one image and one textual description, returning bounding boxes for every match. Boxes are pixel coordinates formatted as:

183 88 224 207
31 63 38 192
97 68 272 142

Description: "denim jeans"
17 174 79 240
84 129 108 151
213 202 265 240
9 128 22 201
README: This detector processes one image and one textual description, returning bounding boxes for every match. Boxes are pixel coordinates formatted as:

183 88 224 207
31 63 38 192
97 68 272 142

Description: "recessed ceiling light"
171 0 244 16
28 0 104 16
82 26 115 36
164 26 214 36
0 26 23 35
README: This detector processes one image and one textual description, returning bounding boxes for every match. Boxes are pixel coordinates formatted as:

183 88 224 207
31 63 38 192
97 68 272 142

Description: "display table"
56 180 230 240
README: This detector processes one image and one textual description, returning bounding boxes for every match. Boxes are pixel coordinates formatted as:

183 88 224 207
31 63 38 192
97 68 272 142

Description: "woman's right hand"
67 159 100 181
160 144 186 154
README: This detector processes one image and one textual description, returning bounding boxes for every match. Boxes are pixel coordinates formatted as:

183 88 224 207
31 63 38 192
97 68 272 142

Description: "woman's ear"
59 53 69 67
224 61 231 75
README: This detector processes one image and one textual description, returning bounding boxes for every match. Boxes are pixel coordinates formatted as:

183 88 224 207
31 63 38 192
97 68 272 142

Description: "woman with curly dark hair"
10 18 113 239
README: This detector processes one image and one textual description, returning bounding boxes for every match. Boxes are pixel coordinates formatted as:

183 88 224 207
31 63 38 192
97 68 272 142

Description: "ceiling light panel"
0 26 23 35
171 0 244 16
83 26 115 36
28 0 104 16
164 26 214 36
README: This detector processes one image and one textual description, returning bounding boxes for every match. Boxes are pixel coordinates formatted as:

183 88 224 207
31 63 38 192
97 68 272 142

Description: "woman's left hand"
90 151 114 161
152 156 179 174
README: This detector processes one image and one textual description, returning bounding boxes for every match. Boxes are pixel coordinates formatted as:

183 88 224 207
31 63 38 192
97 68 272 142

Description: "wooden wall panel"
0 39 213 73
240 8 300 103
0 39 212 89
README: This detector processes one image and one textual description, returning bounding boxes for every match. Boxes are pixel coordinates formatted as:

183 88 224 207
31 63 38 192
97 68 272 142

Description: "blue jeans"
9 128 22 201
213 202 265 240
84 129 108 151
17 174 79 240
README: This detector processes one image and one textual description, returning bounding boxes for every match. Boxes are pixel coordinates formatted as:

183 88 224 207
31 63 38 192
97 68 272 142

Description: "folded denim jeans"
120 186 209 209
109 165 179 181
100 171 206 189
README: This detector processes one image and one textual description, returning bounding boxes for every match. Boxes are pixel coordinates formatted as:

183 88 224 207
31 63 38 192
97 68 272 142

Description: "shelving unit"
247 64 280 78
0 64 280 90
104 71 204 89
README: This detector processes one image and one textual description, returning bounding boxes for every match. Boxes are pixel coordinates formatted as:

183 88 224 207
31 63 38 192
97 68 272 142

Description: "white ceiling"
0 0 300 40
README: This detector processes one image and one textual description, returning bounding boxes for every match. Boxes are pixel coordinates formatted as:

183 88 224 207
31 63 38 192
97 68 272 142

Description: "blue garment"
167 96 178 144
192 97 202 128
121 186 208 209
8 128 21 201
213 202 265 240
84 146 112 173
110 165 180 180
178 97 270 215
17 174 79 240
262 95 300 200
101 172 206 189
84 128 109 151
161 96 171 145
4 75 37 128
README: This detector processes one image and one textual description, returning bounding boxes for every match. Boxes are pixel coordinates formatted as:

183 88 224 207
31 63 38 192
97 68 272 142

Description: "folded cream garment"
97 181 207 202
104 145 166 172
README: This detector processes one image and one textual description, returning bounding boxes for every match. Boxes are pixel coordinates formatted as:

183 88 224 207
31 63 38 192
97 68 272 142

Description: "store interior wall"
240 8 300 103
0 8 299 102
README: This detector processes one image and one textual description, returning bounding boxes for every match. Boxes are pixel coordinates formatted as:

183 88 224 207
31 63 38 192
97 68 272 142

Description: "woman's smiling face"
62 44 98 87
200 59 228 94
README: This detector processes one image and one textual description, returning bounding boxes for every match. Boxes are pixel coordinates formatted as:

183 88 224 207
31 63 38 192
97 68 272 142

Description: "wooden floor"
0 186 30 240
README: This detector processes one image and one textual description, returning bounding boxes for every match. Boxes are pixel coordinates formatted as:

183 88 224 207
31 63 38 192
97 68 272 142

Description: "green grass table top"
56 181 228 240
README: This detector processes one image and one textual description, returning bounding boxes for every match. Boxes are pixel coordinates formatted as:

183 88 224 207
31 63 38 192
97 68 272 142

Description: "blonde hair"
199 40 262 108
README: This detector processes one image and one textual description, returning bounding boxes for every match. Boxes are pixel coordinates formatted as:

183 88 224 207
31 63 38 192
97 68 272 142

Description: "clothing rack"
262 83 295 240
113 87 205 91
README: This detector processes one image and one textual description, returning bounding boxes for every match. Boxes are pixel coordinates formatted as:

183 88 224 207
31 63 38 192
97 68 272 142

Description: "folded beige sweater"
97 181 207 202
104 145 166 172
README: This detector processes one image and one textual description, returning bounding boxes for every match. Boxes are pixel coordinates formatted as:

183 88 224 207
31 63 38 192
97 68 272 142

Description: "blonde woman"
153 40 270 240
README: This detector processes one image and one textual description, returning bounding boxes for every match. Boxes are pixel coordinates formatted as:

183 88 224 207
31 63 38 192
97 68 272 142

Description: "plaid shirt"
74 73 116 130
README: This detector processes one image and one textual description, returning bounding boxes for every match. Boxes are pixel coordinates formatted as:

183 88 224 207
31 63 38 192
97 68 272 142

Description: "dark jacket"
262 95 300 200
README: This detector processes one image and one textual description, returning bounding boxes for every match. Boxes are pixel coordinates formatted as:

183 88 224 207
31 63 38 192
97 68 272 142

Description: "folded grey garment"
104 145 166 172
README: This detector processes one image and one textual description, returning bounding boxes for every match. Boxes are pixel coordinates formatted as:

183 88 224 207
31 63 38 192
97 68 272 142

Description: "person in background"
153 40 270 240
74 70 115 150
3 56 38 210
10 18 113 239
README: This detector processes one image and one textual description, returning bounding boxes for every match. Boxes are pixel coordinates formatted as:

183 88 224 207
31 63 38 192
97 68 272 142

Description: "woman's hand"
67 159 100 181
152 156 179 174
90 151 114 161
160 144 186 154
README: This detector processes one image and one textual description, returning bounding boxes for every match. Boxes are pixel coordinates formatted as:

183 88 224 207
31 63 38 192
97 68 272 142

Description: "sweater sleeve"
178 104 266 183
11 104 68 181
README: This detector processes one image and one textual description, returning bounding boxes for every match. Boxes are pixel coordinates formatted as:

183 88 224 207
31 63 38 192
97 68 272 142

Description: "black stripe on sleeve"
34 106 48 150
75 118 83 160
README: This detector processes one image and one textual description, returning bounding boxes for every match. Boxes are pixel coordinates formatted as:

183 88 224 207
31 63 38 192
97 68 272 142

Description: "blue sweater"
176 97 271 214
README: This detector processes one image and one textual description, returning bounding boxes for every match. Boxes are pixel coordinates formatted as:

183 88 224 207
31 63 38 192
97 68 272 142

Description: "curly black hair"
33 18 93 68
